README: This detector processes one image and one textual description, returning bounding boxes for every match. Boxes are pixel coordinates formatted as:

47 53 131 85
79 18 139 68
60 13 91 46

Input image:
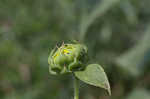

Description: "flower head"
48 42 88 75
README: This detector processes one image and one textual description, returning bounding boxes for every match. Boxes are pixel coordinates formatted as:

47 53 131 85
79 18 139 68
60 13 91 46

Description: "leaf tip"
104 82 111 96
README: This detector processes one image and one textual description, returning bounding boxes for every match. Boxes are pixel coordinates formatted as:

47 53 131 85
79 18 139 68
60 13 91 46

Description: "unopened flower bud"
48 42 88 75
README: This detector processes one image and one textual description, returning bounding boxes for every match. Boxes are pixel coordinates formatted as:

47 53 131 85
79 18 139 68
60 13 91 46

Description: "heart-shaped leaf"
74 64 111 95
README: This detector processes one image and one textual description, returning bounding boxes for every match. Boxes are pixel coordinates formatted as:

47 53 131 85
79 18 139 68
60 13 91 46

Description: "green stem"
74 76 79 99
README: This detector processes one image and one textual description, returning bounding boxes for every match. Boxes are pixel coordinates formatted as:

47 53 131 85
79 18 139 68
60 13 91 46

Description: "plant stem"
74 76 79 99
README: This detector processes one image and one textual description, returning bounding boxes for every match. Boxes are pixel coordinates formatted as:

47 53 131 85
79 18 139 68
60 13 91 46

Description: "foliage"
0 0 150 99
75 64 111 95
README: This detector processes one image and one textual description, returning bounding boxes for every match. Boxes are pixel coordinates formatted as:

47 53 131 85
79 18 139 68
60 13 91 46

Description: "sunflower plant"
48 41 111 99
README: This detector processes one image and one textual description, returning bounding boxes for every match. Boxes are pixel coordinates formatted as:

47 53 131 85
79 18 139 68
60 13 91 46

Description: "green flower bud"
48 42 88 75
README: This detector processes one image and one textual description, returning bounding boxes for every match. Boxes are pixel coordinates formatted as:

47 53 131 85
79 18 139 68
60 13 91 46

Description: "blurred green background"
0 0 150 99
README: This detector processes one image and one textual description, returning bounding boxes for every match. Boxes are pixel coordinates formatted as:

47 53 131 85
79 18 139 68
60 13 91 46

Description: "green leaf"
116 24 150 76
74 64 111 95
79 0 120 41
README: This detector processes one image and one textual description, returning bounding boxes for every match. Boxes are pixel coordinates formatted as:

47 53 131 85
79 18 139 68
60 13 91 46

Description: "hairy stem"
74 76 79 99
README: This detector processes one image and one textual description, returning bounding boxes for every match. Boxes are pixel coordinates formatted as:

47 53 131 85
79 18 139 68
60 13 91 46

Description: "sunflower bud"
48 42 88 75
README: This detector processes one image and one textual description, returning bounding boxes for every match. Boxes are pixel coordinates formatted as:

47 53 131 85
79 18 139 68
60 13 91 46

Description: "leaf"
120 0 138 25
74 64 111 95
79 0 120 41
116 24 150 76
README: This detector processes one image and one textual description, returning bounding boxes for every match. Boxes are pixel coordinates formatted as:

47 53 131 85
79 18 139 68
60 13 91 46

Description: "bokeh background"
0 0 150 99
